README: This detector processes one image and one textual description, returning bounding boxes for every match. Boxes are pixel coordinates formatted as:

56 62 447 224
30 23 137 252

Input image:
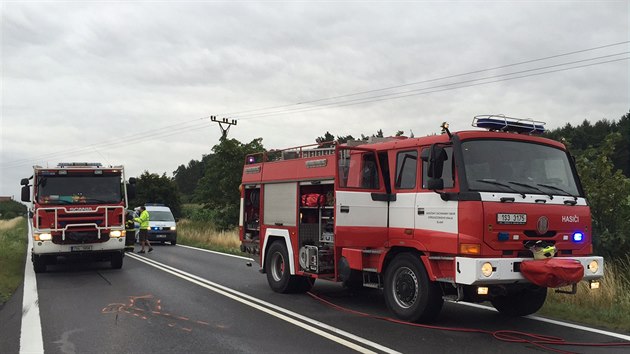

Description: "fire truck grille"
53 231 110 244
58 212 106 227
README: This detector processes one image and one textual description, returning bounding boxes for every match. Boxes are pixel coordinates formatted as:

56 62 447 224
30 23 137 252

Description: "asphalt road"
2 244 629 354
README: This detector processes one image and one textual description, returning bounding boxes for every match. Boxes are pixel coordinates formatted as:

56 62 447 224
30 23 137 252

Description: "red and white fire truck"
21 162 136 273
240 115 604 322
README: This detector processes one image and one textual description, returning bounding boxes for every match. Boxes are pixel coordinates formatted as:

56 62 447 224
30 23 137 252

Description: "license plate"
156 234 167 238
71 245 92 252
497 213 527 224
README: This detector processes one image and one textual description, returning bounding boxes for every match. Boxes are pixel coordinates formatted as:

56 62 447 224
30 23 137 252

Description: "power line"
232 53 629 120
219 40 630 117
3 41 627 169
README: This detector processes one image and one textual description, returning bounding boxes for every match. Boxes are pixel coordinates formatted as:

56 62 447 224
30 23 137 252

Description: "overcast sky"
1 1 628 199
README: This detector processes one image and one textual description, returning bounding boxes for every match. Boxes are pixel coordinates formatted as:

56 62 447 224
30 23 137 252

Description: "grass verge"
176 219 247 257
0 217 28 304
539 256 630 333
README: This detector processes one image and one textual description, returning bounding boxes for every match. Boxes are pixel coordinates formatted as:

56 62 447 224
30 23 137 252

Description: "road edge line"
453 301 630 341
176 244 253 261
20 221 44 354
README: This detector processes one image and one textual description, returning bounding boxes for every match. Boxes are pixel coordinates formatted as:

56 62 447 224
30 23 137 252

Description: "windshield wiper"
508 181 553 199
475 179 525 198
41 199 72 204
537 184 578 201
85 198 117 203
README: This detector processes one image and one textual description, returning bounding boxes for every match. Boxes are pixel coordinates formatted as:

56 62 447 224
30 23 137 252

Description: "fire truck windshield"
461 140 580 197
36 175 123 204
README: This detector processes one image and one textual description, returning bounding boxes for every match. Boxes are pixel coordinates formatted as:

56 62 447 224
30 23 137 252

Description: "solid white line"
452 301 630 342
176 244 253 261
128 254 400 354
20 221 44 354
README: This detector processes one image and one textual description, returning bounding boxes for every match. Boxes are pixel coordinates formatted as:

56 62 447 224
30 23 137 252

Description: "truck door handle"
340 206 350 213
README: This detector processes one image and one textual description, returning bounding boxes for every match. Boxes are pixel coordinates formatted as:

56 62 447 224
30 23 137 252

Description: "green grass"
539 256 630 333
0 217 28 304
177 218 247 257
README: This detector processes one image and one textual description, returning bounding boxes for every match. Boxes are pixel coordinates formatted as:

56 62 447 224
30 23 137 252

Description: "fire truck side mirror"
426 178 444 190
127 184 137 200
426 145 447 179
21 185 30 202
21 178 30 186
421 144 447 191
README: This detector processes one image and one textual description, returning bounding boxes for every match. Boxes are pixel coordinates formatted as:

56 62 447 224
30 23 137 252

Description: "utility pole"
211 116 237 140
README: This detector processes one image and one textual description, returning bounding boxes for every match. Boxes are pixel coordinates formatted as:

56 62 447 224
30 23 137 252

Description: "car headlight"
36 233 52 241
588 260 599 274
170 226 176 231
481 262 494 277
110 230 123 238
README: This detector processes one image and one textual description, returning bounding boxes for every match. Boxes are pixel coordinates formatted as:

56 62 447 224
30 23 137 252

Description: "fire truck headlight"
110 230 123 238
36 233 52 241
588 260 599 274
481 262 494 277
170 226 176 231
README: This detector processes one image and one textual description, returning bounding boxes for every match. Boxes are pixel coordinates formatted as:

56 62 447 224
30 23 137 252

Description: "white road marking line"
20 222 44 354
452 301 630 342
176 244 253 261
128 253 400 354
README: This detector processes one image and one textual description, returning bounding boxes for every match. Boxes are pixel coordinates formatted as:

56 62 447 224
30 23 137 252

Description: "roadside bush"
0 200 27 220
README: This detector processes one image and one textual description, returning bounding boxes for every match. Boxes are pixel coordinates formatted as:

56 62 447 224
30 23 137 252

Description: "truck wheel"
384 253 443 322
491 286 547 316
171 239 177 246
33 255 47 273
111 251 124 269
266 241 293 293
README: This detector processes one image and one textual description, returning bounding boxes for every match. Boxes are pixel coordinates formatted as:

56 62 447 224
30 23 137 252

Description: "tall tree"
194 137 264 229
129 171 182 218
576 132 630 258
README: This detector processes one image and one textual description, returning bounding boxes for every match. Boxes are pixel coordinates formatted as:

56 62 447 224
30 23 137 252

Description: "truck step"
363 282 381 289
362 267 378 273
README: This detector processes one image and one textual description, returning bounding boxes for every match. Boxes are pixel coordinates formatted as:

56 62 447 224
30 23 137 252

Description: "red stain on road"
102 295 210 333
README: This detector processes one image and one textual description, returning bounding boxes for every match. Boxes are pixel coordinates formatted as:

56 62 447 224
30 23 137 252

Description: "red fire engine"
21 162 136 273
240 115 604 322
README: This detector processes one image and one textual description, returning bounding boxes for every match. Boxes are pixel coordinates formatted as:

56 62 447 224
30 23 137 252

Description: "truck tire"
491 285 547 316
111 251 124 269
265 241 313 293
384 253 443 322
171 239 177 246
33 255 47 273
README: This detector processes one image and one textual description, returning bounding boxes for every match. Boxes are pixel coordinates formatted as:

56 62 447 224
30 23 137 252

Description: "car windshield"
36 175 123 204
150 210 175 221
461 139 580 196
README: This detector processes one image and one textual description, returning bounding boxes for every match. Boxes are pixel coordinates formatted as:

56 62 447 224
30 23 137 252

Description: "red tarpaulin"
520 258 585 288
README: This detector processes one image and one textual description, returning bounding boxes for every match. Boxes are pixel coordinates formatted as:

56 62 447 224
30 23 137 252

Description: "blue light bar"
473 115 545 135
572 232 584 242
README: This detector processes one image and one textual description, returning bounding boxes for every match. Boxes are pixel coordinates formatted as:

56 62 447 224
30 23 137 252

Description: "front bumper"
454 256 604 285
147 229 177 242
32 237 126 255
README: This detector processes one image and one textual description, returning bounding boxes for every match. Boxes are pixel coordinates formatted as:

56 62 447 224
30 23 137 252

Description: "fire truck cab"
21 162 135 273
240 116 604 322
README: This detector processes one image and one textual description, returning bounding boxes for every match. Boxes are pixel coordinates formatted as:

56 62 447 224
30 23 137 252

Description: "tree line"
134 111 629 259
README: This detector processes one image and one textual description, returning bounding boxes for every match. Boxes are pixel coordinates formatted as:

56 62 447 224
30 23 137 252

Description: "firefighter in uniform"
124 210 136 252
